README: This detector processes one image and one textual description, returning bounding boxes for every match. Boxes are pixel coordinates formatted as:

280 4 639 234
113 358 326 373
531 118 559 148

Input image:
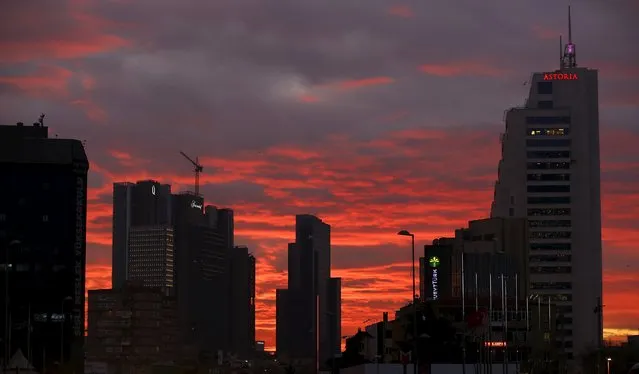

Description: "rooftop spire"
560 6 577 69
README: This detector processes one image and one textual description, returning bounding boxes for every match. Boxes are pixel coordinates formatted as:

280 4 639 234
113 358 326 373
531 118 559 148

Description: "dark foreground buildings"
0 121 89 373
87 282 179 367
276 215 341 371
100 181 255 364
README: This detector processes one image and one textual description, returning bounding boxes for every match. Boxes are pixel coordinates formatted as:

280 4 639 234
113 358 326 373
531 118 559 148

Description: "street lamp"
397 230 417 374
3 239 21 370
606 357 611 374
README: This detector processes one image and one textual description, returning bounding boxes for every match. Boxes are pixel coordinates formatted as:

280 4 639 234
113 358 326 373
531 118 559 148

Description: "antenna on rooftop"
38 113 45 126
560 6 577 70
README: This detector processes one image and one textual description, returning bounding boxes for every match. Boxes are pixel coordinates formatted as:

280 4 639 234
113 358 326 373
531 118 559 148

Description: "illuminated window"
528 128 568 136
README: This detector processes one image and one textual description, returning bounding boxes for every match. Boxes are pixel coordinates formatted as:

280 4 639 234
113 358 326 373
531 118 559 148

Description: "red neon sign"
484 341 507 347
544 73 578 81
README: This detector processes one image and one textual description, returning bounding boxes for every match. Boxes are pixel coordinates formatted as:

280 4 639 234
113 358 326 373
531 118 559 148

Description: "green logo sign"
429 256 440 268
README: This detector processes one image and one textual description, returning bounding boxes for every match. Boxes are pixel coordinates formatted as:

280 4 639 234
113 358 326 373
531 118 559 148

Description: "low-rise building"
87 282 178 370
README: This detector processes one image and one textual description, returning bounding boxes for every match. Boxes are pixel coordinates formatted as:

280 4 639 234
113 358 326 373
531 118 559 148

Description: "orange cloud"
0 66 73 97
336 76 396 91
1 36 129 64
0 1 130 63
83 127 639 350
71 99 108 122
418 62 504 77
298 94 321 103
388 5 415 18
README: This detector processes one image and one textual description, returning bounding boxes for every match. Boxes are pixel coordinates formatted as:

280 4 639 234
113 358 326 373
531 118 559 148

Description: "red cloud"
336 76 396 91
388 5 415 18
0 1 130 63
0 66 73 97
84 127 639 349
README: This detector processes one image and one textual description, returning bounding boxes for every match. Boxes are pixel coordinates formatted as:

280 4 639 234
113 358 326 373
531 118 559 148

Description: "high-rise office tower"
112 180 172 289
491 10 601 361
127 226 175 288
0 121 89 374
228 246 256 358
276 215 341 370
171 193 234 356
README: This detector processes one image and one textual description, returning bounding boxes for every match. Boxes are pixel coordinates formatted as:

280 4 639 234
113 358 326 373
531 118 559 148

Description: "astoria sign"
543 72 578 81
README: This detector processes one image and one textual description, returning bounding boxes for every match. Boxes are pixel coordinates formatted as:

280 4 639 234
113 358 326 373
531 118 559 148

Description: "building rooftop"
0 122 88 166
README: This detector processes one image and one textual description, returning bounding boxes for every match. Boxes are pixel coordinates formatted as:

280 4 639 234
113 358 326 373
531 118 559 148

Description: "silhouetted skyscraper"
228 246 256 358
171 194 234 356
491 17 601 360
0 122 88 374
112 180 172 289
276 215 341 370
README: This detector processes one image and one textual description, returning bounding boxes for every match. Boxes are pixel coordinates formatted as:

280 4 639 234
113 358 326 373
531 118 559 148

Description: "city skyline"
1 0 638 352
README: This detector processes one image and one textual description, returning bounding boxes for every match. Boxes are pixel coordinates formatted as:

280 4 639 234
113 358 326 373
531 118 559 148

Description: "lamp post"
606 357 611 374
397 230 417 374
3 239 21 370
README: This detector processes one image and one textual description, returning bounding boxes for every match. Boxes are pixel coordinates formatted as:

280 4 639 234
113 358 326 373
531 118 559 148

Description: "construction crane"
179 151 204 196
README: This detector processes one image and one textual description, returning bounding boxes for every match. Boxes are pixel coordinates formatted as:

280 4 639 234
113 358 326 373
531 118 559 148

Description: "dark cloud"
2 0 638 346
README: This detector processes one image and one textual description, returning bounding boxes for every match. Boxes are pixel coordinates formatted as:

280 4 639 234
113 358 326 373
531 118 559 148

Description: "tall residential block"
0 121 89 374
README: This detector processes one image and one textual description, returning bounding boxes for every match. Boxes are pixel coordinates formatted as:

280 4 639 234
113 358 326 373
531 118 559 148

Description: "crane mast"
179 151 204 196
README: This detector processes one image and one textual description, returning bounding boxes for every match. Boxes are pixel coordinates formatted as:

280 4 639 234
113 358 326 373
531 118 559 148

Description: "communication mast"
179 151 204 196
560 6 577 70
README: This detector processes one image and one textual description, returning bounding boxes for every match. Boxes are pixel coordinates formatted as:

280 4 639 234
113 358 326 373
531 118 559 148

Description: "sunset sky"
1 0 638 349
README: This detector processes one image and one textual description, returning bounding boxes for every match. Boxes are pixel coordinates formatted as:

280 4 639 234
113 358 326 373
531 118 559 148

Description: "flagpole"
501 274 506 374
525 295 529 369
504 274 509 371
474 272 479 373
538 296 541 330
487 273 493 374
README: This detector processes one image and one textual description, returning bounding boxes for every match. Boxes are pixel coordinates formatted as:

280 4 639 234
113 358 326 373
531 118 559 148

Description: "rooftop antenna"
38 113 45 126
559 35 563 70
560 6 577 69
